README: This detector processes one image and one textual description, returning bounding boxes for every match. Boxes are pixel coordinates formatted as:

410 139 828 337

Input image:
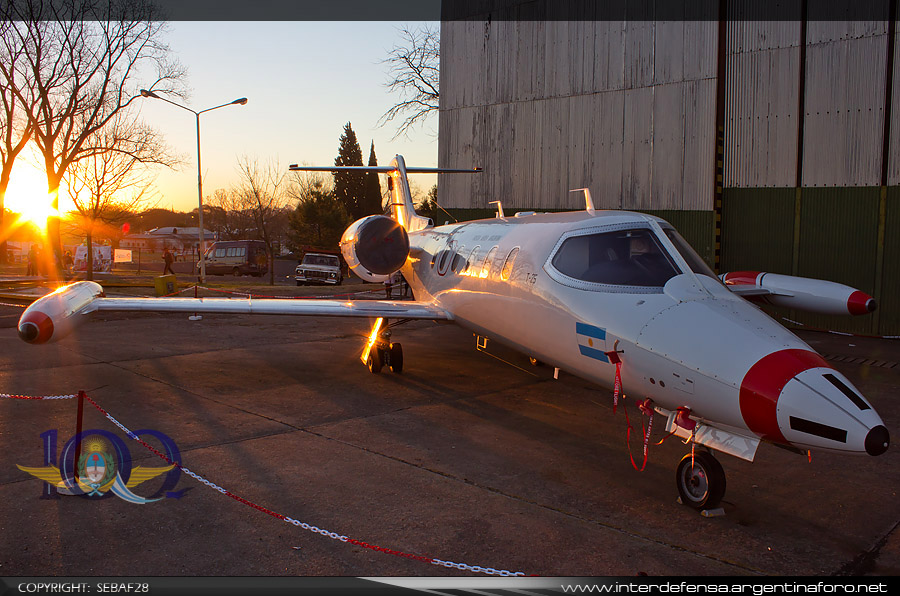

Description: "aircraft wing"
90 297 450 319
17 282 452 345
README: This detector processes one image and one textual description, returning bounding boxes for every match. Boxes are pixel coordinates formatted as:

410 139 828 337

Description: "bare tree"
63 115 165 280
207 188 255 241
0 19 36 263
378 24 440 139
0 0 184 270
234 157 291 285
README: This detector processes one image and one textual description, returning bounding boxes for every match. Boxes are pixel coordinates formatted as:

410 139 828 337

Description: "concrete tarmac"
0 286 897 577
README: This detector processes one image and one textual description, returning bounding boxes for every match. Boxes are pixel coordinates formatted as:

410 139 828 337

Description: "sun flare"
4 158 58 229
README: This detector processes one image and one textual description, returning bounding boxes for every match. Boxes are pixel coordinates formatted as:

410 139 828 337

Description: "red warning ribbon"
612 361 622 412
606 350 622 412
622 398 655 472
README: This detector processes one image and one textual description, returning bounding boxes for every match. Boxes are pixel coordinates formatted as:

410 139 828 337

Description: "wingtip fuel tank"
17 281 104 344
722 271 877 316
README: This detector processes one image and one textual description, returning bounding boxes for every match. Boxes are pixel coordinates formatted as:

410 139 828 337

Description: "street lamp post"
139 89 247 283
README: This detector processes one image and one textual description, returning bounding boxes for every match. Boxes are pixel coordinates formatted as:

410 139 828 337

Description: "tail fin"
288 155 480 231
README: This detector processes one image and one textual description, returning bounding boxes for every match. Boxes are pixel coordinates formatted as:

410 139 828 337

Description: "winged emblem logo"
18 435 175 504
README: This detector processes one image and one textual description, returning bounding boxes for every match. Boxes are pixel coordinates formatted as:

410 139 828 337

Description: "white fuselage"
399 210 887 457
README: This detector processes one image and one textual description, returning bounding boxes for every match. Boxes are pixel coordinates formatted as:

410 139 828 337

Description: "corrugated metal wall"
438 19 718 212
724 21 801 188
720 188 795 274
803 26 887 187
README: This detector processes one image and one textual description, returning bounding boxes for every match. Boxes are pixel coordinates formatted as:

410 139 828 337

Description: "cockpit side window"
662 228 718 280
550 228 679 287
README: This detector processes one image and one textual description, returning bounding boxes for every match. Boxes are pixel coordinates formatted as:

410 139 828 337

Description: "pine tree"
362 141 383 216
333 122 366 220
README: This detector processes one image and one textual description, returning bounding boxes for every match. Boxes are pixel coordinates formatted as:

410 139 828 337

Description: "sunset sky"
6 20 439 217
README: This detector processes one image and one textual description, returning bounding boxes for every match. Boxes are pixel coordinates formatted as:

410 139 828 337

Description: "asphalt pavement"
0 283 897 577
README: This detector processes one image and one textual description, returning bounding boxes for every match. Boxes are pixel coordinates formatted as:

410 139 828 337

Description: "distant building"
120 227 215 253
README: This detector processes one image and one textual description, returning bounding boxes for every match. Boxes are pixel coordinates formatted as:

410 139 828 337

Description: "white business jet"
17 156 890 510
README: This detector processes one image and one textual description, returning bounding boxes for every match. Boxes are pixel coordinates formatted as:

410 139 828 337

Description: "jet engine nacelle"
722 271 877 316
339 215 410 283
18 281 104 344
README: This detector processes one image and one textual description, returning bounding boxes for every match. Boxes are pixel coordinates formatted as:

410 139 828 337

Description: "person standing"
26 244 37 276
163 247 175 275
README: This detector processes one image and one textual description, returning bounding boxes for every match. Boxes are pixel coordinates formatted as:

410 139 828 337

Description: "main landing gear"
675 450 726 511
362 317 405 374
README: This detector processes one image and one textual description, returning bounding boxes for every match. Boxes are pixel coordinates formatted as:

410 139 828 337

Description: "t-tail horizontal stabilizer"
289 154 480 232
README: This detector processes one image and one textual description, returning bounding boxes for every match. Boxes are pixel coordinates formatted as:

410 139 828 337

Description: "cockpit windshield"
662 227 718 280
550 228 680 287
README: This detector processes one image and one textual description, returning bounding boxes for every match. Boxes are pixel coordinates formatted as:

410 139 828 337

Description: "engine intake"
340 215 410 283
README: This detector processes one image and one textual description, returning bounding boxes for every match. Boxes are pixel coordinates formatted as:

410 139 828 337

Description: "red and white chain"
1 393 77 400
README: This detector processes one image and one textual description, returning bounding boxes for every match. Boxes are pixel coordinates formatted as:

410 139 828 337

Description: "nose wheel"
675 451 726 510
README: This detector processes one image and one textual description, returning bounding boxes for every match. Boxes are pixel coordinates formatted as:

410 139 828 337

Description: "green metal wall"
720 188 795 275
880 187 900 335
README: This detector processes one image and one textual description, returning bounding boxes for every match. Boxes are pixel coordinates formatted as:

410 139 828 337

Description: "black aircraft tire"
389 343 403 373
367 350 383 374
676 451 726 510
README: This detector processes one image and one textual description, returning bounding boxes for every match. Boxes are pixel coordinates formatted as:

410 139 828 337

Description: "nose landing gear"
675 450 726 511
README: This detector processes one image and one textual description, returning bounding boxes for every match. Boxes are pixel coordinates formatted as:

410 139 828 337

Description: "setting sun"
4 155 58 229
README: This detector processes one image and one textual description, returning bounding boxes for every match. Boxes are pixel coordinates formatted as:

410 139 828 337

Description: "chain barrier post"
72 390 85 484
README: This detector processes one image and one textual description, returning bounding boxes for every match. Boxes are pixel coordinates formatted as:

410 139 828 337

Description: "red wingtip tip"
847 291 876 316
18 311 54 344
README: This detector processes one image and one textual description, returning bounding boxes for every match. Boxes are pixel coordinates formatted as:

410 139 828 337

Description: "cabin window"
481 246 498 278
451 245 466 273
437 241 456 276
500 247 519 281
550 228 679 287
214 248 226 258
463 246 480 275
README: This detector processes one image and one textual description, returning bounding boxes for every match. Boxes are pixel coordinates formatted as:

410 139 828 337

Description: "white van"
199 240 268 276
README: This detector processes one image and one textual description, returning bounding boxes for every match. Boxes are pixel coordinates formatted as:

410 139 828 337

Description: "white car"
295 252 342 286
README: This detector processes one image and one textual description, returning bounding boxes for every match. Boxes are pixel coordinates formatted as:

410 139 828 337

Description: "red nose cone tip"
847 291 877 315
18 312 53 344
739 349 830 443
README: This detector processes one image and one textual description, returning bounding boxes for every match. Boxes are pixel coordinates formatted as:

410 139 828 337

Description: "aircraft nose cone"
740 349 886 453
866 425 890 456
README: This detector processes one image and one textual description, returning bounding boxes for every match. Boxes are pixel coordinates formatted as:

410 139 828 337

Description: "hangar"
437 1 900 335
